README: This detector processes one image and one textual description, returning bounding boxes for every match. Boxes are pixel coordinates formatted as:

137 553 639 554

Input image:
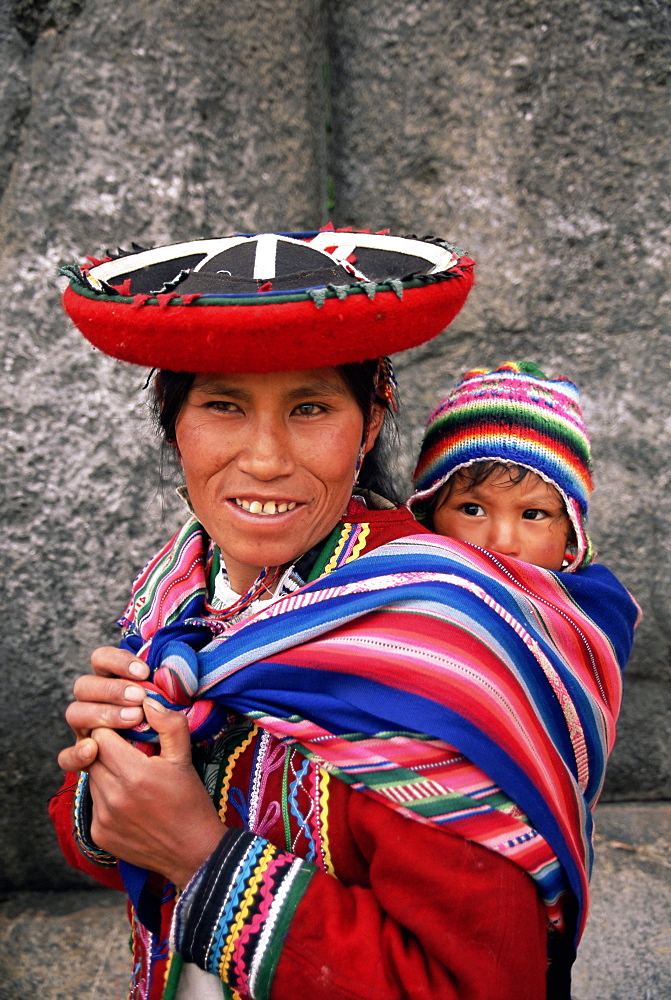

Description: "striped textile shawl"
119 516 638 943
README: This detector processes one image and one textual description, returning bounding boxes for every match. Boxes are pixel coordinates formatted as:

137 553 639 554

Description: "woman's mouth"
234 498 298 516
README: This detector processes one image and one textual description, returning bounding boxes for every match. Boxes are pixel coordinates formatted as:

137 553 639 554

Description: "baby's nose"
487 520 520 557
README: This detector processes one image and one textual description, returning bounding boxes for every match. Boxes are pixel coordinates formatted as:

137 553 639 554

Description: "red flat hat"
61 229 475 373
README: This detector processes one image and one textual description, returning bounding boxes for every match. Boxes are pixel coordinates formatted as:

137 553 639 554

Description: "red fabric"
345 497 431 536
62 265 474 374
214 722 547 1000
49 745 546 1000
273 792 547 1000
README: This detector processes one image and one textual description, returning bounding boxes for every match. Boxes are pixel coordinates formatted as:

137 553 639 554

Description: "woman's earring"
353 439 367 487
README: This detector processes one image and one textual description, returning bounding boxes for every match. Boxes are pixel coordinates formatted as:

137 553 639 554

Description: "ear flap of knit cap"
563 494 594 572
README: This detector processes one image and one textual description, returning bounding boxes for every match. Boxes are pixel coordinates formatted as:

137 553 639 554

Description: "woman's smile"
232 498 299 515
175 368 383 594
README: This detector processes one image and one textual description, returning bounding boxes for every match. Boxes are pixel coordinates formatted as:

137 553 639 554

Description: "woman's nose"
236 419 296 479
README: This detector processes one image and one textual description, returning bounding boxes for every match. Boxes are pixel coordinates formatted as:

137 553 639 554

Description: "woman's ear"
363 404 385 455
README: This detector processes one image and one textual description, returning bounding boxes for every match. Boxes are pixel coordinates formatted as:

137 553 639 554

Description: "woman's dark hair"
337 360 403 504
152 360 403 504
152 369 195 445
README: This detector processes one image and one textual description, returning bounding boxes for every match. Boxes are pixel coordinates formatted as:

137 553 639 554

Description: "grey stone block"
0 0 329 888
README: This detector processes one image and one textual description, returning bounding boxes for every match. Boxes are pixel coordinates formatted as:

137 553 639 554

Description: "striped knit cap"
409 361 594 571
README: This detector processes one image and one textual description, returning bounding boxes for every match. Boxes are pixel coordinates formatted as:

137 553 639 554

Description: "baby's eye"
522 508 549 521
460 502 486 517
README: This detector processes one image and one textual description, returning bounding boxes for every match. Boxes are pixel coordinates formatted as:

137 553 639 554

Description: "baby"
408 361 594 573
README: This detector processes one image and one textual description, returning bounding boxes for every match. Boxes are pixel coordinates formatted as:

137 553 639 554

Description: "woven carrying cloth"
60 229 475 372
118 517 638 945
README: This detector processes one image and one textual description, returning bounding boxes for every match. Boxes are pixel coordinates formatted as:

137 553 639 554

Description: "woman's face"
175 368 383 594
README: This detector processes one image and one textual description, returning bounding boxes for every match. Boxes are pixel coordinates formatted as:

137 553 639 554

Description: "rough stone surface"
0 0 669 891
0 0 330 890
0 889 130 1000
572 802 671 1000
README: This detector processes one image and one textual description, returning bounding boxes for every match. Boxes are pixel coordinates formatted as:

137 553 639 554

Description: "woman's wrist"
167 815 228 890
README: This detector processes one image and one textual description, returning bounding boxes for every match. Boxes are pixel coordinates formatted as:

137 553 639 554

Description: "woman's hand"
58 647 225 887
58 646 151 772
88 699 226 888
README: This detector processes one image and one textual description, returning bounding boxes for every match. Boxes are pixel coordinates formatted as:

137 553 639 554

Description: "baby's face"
432 468 571 571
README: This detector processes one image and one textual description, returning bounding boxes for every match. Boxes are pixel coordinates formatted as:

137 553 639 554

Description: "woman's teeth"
235 499 297 515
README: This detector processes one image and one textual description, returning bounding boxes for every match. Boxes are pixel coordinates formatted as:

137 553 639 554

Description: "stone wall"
1 0 669 889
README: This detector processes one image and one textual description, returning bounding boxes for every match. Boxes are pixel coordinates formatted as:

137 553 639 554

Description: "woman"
52 230 638 1000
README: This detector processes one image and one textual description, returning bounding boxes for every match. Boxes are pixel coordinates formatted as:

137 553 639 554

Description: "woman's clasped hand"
60 646 226 889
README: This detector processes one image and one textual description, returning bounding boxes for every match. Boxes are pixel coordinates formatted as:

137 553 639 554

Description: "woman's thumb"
144 697 192 764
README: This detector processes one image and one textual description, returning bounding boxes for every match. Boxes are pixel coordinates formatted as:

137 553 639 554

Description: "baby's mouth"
234 498 298 516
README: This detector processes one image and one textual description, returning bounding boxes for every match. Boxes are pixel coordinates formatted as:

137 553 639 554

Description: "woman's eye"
522 508 548 521
460 503 486 517
293 402 324 416
206 400 241 413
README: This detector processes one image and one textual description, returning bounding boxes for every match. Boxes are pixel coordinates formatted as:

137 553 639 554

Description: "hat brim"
61 231 475 373
62 274 473 373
